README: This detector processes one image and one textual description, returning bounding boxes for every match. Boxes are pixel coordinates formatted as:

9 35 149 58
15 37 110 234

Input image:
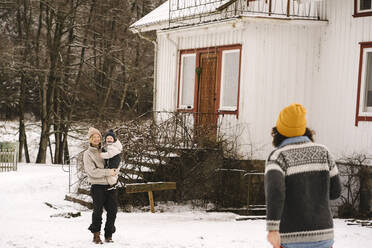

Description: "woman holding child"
83 127 122 244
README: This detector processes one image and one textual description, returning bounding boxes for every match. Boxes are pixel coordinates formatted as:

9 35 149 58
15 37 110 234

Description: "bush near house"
81 112 266 211
337 155 372 219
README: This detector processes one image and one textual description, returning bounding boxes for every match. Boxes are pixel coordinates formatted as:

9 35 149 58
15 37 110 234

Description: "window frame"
218 49 241 112
353 0 372 17
177 52 197 111
355 41 372 126
176 44 242 117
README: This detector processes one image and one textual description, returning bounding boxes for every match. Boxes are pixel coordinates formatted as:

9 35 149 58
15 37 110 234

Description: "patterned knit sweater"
265 140 341 244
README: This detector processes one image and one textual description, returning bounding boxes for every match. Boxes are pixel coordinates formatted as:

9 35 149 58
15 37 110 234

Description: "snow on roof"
130 1 170 31
130 0 325 32
130 0 230 32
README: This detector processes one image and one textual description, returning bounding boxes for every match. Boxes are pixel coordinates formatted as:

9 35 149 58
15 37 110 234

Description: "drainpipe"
165 34 179 111
133 28 158 119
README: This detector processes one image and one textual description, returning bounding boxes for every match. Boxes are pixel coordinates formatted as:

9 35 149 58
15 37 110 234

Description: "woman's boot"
105 236 113 243
93 232 103 244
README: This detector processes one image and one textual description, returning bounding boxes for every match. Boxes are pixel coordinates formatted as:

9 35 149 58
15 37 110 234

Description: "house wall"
312 0 372 158
156 18 324 159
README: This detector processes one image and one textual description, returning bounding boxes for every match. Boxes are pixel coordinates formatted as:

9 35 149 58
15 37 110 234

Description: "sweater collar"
278 136 311 148
88 144 100 152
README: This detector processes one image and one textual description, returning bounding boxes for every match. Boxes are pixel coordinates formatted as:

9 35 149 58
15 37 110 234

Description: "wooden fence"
0 142 18 172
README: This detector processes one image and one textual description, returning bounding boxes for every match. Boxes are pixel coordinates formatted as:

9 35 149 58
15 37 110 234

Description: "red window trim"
353 0 372 17
355 41 372 126
176 44 242 118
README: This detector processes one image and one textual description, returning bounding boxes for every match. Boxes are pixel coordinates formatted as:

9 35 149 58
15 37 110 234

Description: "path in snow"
0 164 371 248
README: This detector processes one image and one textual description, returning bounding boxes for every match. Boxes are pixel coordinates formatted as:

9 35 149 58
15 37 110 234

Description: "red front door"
195 52 218 143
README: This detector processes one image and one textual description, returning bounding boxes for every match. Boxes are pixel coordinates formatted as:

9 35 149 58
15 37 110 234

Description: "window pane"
180 54 196 108
360 0 372 10
220 50 240 110
365 52 372 107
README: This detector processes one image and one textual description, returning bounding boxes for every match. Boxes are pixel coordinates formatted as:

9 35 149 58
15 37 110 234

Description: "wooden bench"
72 182 177 213
125 182 176 213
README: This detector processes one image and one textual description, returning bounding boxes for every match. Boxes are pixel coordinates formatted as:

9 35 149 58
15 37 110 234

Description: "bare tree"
0 0 166 163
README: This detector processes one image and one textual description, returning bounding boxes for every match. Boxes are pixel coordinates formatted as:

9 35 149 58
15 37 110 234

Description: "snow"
130 1 170 30
127 157 166 165
130 0 230 31
0 164 371 248
0 121 85 164
130 0 324 31
125 163 154 172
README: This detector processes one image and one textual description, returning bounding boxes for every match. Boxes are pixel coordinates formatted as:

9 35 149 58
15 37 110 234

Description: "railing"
62 150 86 193
153 110 235 149
0 142 18 172
244 170 265 213
169 0 326 27
242 0 324 19
215 168 265 212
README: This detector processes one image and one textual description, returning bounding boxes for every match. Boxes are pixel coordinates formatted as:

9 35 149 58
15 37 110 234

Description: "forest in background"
0 0 165 163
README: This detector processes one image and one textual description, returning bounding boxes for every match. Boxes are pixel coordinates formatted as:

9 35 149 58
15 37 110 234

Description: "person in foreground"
265 103 341 248
83 127 119 244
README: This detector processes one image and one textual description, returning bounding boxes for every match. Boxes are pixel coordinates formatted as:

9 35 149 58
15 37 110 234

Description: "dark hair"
271 127 315 148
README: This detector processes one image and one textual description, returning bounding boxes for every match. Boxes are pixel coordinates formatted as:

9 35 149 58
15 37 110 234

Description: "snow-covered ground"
0 164 371 248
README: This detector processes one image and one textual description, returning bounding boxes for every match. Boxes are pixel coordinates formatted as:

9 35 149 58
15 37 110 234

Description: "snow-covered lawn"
0 164 371 248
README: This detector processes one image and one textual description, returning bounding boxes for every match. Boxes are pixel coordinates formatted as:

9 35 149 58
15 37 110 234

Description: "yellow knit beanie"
276 103 307 137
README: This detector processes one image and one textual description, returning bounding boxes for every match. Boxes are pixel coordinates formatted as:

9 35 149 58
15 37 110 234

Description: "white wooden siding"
312 0 372 158
156 18 323 159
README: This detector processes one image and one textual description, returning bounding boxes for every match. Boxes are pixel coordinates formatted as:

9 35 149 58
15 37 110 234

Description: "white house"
130 0 372 160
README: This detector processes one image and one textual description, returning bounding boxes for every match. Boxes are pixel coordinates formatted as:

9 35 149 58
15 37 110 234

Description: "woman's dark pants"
88 184 118 239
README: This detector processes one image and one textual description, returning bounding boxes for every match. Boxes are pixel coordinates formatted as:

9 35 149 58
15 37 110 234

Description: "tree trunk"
36 4 64 163
18 73 25 162
48 135 54 164
23 130 30 163
54 86 61 164
36 73 50 164
16 1 31 163
119 83 129 112
97 3 117 119
62 128 69 164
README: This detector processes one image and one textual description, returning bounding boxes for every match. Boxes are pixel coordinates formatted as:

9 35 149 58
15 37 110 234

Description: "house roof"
130 1 170 32
130 0 231 32
130 0 326 33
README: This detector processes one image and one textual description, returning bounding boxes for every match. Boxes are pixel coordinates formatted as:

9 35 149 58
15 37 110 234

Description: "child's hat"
276 103 307 137
105 129 116 141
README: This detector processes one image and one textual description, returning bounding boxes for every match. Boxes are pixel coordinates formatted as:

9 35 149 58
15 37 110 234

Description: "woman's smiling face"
90 134 101 147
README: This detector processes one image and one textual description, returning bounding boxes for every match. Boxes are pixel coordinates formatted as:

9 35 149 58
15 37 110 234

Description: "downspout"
133 28 158 119
165 33 179 111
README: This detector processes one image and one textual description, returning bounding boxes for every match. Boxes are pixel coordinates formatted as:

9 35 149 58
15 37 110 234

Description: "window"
360 0 372 11
177 45 241 116
220 49 240 111
354 0 372 17
178 53 196 109
355 42 372 126
364 52 372 111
